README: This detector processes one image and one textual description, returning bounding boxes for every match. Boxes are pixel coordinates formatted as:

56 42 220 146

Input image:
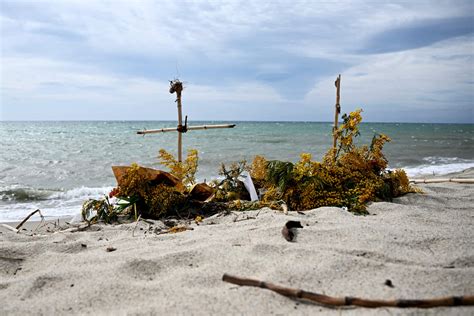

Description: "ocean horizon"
2 120 473 124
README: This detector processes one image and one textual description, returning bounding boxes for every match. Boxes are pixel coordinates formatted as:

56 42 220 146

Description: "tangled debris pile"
254 110 420 214
82 109 419 224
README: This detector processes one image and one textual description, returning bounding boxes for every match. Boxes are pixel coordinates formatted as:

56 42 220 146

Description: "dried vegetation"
82 109 420 222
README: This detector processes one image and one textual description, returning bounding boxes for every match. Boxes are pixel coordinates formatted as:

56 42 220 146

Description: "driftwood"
222 274 474 308
0 223 19 233
16 209 43 230
410 178 474 184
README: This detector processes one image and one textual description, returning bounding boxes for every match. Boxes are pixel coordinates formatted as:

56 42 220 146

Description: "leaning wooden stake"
332 74 341 150
222 274 474 308
16 209 43 230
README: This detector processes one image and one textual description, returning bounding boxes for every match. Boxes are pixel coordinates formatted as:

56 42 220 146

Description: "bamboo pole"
140 79 236 162
173 82 184 162
222 274 474 308
137 124 236 135
332 74 341 149
410 178 474 184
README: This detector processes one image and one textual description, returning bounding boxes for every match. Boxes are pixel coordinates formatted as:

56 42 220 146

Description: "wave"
0 185 114 222
1 157 473 221
0 185 113 203
401 157 474 177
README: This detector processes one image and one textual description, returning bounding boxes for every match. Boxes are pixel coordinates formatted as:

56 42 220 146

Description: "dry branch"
16 209 43 230
222 274 474 308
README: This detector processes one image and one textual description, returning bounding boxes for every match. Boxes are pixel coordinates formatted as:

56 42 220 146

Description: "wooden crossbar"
137 124 236 135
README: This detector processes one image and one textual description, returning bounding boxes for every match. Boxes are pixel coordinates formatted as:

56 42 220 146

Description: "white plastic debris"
239 171 259 201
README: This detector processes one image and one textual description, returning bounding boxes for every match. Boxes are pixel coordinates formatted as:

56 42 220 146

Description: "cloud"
1 0 473 122
306 35 474 123
359 16 474 54
0 55 285 121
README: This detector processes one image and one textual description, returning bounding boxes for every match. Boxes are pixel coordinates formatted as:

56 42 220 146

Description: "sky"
0 0 473 123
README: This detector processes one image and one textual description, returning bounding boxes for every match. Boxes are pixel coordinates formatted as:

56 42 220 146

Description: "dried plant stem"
132 215 142 237
222 274 474 308
332 74 341 150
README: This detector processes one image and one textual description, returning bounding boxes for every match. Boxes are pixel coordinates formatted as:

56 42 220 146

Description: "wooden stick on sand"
410 178 474 184
222 274 474 308
0 223 19 233
16 209 43 230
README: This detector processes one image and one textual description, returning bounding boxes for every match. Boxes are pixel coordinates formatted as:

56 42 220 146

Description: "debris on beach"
222 274 474 308
78 75 425 226
281 220 303 242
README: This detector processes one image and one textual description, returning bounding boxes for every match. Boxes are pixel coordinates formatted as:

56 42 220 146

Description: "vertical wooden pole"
170 80 184 162
332 74 341 149
176 89 183 162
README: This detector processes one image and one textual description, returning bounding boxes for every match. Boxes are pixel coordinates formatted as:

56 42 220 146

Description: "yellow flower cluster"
249 109 415 214
250 155 267 181
158 148 199 186
335 109 363 154
386 169 422 196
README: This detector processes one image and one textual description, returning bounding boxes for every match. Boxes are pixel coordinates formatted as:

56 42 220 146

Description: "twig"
132 215 142 237
234 216 257 223
0 223 19 233
33 211 46 233
16 209 43 230
222 274 474 308
156 226 193 235
141 218 155 225
61 223 91 233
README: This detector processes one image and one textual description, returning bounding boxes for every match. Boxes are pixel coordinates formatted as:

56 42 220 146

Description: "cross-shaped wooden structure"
137 80 236 162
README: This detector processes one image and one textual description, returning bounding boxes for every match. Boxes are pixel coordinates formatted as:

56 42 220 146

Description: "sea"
1 121 473 222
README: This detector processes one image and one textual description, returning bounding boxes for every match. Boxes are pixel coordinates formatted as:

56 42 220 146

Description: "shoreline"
1 167 473 225
1 169 473 314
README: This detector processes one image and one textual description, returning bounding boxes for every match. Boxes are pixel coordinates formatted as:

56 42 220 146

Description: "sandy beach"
1 169 473 315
